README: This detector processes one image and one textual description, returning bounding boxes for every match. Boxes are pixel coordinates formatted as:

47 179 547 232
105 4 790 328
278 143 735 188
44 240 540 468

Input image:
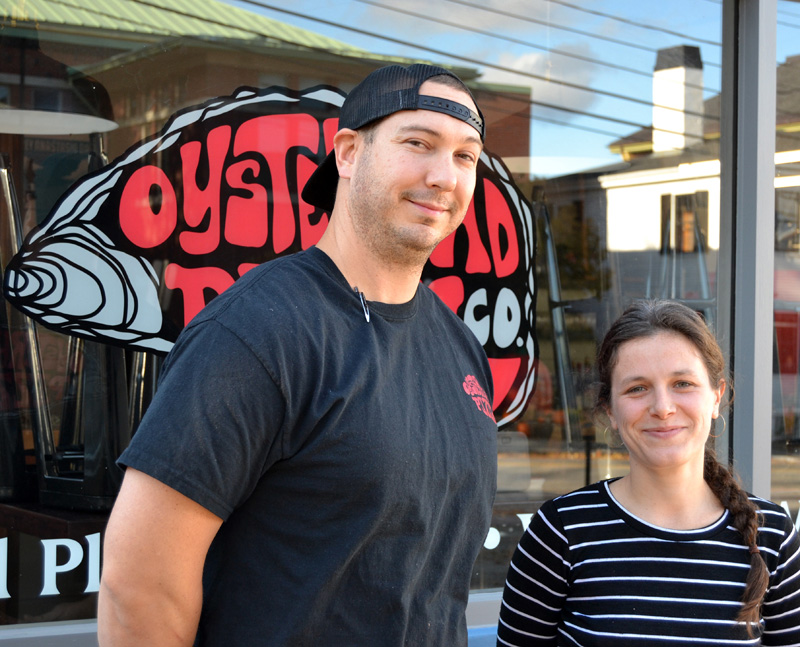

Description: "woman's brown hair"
594 299 768 635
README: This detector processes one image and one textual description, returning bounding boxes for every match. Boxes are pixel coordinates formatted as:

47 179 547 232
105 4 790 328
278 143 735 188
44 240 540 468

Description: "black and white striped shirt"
497 479 800 646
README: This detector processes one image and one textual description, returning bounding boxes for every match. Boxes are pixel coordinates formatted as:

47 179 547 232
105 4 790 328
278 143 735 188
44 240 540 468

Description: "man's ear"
333 128 360 180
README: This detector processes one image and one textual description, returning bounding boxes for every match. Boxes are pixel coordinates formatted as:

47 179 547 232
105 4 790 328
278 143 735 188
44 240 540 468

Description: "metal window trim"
720 0 776 496
466 590 502 628
0 620 97 645
0 597 506 644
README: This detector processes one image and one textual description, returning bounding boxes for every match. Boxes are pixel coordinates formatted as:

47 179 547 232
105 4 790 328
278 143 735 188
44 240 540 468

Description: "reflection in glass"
0 0 729 622
772 1 800 530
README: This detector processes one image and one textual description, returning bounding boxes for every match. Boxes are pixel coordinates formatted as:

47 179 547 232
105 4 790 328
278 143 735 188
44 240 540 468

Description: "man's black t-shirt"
120 247 498 646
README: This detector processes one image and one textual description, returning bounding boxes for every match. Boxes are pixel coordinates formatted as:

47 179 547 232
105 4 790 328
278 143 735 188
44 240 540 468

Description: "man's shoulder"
158 248 342 368
190 248 335 325
417 282 482 340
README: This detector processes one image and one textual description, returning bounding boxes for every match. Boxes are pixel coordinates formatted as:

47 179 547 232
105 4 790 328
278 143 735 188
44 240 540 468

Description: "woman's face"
606 331 725 475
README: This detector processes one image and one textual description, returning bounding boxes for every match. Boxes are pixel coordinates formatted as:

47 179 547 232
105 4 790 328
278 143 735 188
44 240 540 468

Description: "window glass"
492 3 723 590
0 0 723 627
772 0 800 531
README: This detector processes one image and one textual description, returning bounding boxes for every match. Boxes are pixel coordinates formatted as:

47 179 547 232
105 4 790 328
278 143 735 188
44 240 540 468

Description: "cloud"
312 0 606 124
481 42 602 122
355 0 576 39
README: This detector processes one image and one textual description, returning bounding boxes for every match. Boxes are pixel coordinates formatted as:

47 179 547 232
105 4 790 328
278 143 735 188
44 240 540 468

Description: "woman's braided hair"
593 299 768 634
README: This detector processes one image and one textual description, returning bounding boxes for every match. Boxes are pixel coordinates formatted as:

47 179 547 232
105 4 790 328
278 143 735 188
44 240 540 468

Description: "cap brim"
301 150 339 213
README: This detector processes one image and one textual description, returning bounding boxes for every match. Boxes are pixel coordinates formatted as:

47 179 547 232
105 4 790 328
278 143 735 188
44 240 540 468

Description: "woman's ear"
713 378 726 417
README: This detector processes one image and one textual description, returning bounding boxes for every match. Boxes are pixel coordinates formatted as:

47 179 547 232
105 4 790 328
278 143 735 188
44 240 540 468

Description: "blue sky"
223 0 800 178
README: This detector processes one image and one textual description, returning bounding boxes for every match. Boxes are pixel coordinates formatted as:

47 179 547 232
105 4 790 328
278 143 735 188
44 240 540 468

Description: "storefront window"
490 4 723 590
0 0 726 634
772 0 800 530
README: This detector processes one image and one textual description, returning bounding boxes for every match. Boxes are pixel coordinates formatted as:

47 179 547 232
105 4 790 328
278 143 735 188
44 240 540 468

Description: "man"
98 63 497 646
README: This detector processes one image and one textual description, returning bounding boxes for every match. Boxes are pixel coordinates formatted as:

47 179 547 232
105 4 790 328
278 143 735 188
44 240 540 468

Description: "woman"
497 300 800 646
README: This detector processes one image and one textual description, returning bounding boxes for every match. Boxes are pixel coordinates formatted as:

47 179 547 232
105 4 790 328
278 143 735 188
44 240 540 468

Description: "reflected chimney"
652 45 704 152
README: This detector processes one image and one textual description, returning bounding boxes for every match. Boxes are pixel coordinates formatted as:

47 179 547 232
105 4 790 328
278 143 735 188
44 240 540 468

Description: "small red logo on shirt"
463 375 494 420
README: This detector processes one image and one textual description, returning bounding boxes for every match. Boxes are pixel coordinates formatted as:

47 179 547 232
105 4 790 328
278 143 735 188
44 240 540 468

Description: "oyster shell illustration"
3 85 345 353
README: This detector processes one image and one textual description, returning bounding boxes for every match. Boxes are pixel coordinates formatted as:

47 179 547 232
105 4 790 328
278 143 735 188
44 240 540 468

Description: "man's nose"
426 153 458 192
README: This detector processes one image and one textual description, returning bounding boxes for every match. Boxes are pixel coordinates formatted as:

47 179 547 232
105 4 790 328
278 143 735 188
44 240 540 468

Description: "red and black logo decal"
3 84 537 426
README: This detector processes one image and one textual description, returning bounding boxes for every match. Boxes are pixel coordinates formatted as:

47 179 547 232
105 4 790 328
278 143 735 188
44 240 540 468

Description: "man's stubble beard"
347 154 465 270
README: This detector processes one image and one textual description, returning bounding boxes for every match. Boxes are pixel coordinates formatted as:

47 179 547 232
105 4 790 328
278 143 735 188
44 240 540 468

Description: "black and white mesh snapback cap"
301 63 485 212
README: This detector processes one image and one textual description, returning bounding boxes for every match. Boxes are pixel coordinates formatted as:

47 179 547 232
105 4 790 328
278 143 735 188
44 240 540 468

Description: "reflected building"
545 43 800 454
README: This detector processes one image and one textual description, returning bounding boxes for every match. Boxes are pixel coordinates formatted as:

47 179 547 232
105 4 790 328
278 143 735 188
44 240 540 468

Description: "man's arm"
97 468 223 646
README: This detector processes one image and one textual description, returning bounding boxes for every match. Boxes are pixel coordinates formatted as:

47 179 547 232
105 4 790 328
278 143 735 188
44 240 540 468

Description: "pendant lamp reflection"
0 34 117 136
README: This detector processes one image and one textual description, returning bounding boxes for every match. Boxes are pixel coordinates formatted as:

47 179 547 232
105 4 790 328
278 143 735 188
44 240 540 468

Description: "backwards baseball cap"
301 63 485 212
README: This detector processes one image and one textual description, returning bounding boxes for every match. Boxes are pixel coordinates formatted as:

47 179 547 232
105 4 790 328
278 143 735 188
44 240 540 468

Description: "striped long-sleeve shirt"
497 479 800 646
